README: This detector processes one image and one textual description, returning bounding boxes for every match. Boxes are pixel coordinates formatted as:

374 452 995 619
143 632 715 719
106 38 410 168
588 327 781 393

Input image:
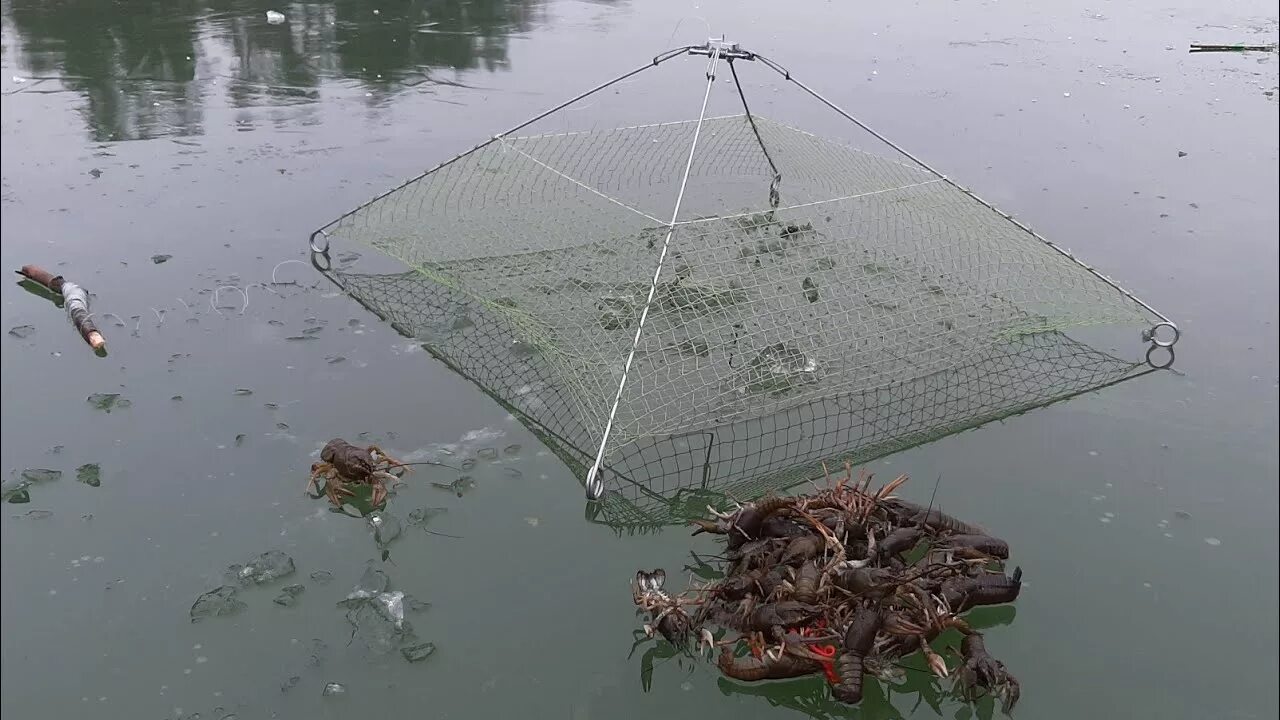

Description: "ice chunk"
236 551 296 585
401 642 436 663
22 469 62 483
190 586 246 622
368 511 402 548
339 565 389 606
321 682 345 697
265 10 286 24
273 584 306 606
309 570 334 584
345 600 415 654
87 393 130 412
406 507 447 526
76 464 101 487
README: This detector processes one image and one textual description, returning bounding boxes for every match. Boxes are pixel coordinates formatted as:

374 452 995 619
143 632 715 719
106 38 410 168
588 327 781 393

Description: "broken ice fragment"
151 254 173 264
233 388 253 396
321 682 345 697
76 463 101 487
339 565 389 606
406 507 447 526
8 324 36 339
273 584 306 606
190 586 246 622
369 511 402 548
309 570 334 584
236 551 296 585
431 476 474 497
401 642 436 663
87 393 129 412
22 469 61 483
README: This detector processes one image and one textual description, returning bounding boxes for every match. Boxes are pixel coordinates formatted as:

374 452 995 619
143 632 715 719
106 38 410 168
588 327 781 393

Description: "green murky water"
2 1 1276 718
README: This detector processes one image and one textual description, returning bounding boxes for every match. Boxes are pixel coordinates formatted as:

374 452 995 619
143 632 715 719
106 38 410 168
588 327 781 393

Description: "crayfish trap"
308 40 1180 527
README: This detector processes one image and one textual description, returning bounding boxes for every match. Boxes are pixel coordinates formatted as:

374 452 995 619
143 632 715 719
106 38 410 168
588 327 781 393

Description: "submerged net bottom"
328 262 1147 530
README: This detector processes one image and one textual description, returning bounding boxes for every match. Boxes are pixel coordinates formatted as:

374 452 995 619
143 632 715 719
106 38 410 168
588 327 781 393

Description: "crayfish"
307 438 409 510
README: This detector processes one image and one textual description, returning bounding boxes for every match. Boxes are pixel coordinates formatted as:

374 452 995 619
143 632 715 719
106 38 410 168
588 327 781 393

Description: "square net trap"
308 41 1180 531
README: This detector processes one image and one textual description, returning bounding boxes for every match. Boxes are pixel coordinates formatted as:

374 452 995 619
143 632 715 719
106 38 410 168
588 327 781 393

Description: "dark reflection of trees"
6 0 205 141
3 0 549 141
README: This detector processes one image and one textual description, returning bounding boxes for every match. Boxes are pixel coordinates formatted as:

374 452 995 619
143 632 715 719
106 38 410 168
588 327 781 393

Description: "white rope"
585 44 723 500
496 138 666 225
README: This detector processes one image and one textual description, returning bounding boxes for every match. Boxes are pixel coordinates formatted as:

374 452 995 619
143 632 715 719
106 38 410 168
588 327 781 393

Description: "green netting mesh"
314 90 1166 529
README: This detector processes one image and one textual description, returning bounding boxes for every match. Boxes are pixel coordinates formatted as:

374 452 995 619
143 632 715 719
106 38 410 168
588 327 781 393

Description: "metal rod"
308 44 698 253
752 52 1177 329
728 58 782 208
584 43 724 501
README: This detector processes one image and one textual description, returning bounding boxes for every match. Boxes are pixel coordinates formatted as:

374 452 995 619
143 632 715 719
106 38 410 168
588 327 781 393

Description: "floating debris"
233 388 254 396
151 254 173 264
8 324 36 339
87 393 130 412
235 434 247 447
633 468 1021 711
190 586 247 622
75 464 101 487
22 510 53 520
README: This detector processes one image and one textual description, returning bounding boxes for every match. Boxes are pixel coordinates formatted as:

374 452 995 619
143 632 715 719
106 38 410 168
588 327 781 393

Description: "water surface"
2 1 1277 718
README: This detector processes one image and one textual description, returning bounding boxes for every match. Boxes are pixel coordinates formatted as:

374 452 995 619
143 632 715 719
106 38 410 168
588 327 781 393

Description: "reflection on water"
3 0 552 141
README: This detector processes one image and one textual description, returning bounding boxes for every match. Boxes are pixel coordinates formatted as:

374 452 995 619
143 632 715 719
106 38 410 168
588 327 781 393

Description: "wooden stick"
15 265 106 351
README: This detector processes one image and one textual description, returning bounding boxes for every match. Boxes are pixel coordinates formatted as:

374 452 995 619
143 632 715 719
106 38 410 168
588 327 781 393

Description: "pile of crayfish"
630 465 1022 712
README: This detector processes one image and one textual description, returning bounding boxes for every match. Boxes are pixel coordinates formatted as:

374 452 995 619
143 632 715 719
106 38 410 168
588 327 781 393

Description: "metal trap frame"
308 39 1180 530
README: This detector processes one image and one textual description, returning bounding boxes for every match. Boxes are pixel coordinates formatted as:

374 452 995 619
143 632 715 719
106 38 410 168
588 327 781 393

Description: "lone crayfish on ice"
307 438 409 510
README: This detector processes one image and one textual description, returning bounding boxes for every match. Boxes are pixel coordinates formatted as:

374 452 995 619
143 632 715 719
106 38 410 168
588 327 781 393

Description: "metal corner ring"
1149 321 1180 348
1146 343 1175 370
309 229 331 254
